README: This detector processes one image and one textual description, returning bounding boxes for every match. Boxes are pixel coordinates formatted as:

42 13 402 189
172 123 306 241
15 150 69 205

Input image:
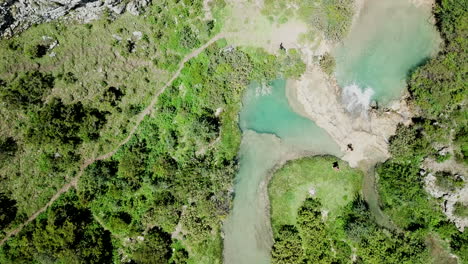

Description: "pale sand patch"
280 0 425 168
409 0 435 8
350 0 366 29
222 0 312 54
203 0 213 20
286 66 413 167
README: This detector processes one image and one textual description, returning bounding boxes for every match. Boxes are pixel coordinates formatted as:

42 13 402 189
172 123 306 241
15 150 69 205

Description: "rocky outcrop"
423 169 468 231
0 0 151 38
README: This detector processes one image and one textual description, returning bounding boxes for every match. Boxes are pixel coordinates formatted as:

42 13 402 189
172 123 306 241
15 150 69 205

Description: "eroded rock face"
0 0 150 38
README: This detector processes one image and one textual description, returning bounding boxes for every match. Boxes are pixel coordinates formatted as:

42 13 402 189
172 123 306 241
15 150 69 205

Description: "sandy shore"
223 0 415 168
283 0 468 231
279 0 422 168
286 64 413 167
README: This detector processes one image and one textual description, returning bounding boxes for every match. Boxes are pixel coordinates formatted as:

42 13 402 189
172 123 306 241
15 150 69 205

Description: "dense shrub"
0 191 113 263
0 71 54 108
0 137 17 165
271 225 303 264
0 193 17 230
129 227 172 263
26 98 108 145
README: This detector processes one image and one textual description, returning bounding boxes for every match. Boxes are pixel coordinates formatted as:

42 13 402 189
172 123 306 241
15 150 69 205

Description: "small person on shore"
332 161 340 171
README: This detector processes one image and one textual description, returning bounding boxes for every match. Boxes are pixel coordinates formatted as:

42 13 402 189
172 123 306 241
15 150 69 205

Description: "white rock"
132 31 142 40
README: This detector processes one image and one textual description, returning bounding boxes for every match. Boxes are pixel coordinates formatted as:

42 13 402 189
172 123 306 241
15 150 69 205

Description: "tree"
179 26 200 49
377 161 444 230
0 71 54 108
24 44 47 59
26 98 108 145
130 227 172 264
0 137 17 164
0 193 17 230
388 123 431 162
271 225 303 264
297 198 335 263
450 229 468 263
78 160 118 203
0 191 113 263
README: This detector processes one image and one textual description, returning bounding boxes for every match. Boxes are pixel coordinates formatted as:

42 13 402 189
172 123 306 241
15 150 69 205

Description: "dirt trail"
0 33 224 247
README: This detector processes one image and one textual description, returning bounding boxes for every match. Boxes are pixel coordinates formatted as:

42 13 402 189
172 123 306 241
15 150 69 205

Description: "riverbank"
286 66 412 168
284 0 440 168
282 0 441 234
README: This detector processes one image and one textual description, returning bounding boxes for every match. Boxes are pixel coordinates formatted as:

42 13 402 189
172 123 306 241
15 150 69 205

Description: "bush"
435 171 465 191
377 161 445 230
388 124 431 162
130 227 172 264
24 44 47 59
271 225 303 264
0 193 17 230
319 52 336 75
454 202 468 218
0 137 17 164
0 191 113 263
0 71 54 108
26 98 108 145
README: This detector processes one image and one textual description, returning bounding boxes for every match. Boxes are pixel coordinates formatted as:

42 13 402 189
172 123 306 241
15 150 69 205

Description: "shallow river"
223 80 341 264
223 0 440 263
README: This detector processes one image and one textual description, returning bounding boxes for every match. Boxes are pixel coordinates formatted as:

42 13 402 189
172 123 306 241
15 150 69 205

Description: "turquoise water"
334 0 440 103
223 80 341 264
239 79 341 151
223 1 441 262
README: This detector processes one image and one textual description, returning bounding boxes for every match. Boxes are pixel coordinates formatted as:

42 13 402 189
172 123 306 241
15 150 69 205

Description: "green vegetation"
0 191 113 263
0 70 54 108
454 202 468 218
377 160 446 230
0 0 466 263
272 198 352 264
435 171 465 191
374 1 468 262
0 193 16 231
269 157 431 263
406 0 467 164
269 156 362 231
76 42 304 263
271 195 430 263
0 0 218 240
262 0 354 41
0 0 308 260
319 52 336 75
342 198 429 264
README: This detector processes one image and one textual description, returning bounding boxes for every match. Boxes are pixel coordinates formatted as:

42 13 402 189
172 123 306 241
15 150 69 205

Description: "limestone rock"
0 0 151 38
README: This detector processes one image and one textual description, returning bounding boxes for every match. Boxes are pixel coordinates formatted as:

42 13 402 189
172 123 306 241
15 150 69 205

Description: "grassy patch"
262 0 354 41
454 202 468 218
268 155 362 233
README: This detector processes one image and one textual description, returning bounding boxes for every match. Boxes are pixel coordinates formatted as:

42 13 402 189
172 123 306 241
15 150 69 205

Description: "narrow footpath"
0 33 225 246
